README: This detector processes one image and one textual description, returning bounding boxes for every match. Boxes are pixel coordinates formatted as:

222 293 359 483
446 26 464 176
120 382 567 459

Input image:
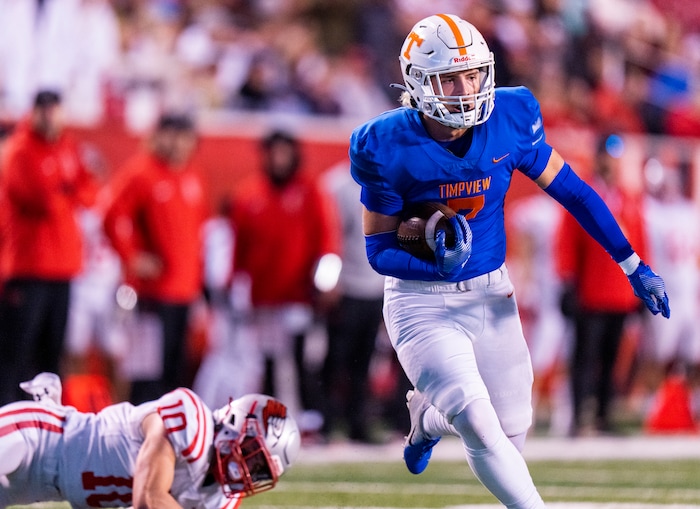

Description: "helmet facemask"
421 64 494 128
399 14 496 129
211 394 300 499
213 416 279 497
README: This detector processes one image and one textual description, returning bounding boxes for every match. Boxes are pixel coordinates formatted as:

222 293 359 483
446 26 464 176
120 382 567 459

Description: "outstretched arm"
133 413 183 509
536 149 670 318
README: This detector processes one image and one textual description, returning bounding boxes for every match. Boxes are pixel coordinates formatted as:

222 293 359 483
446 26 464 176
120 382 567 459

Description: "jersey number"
82 471 133 507
159 398 189 432
447 196 485 220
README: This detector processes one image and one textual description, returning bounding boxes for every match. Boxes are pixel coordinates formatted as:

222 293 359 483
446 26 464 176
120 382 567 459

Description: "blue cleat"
403 389 440 474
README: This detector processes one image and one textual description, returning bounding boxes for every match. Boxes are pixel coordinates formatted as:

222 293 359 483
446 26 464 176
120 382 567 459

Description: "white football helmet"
211 394 300 498
399 13 495 129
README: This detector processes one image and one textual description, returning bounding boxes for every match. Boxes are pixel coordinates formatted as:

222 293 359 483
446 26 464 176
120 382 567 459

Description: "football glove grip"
627 261 670 318
435 215 472 277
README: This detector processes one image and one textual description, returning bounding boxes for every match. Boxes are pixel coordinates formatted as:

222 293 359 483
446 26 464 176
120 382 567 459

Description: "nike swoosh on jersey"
531 116 543 133
492 153 510 163
531 134 544 146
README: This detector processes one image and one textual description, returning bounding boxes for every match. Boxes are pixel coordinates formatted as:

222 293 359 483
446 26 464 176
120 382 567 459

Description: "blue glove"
435 215 472 277
627 261 670 318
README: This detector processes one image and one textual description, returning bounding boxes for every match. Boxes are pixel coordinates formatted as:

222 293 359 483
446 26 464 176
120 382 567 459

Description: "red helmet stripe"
436 13 467 55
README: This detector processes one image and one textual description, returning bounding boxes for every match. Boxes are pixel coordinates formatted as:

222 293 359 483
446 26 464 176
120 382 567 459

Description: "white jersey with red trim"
0 388 242 509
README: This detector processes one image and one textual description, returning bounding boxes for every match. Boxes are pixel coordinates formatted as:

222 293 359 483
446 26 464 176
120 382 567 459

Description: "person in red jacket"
556 133 649 437
230 130 342 427
103 113 207 404
0 90 99 404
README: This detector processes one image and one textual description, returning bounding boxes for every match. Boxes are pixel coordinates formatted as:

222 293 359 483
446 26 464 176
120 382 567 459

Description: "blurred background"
1 0 700 443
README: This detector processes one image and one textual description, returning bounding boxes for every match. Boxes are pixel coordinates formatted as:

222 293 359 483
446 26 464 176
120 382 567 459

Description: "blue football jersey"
350 86 553 280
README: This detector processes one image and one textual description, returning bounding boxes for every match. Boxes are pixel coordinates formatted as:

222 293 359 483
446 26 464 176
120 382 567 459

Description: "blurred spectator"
664 84 700 138
0 0 697 136
0 123 12 156
114 1 196 132
467 1 515 87
638 152 700 420
231 45 314 113
102 112 207 404
646 19 693 117
535 69 596 134
507 193 572 436
63 145 128 406
0 90 99 404
555 133 649 437
0 122 14 281
0 0 120 123
591 64 648 134
323 45 395 121
229 129 341 430
319 160 386 443
353 0 405 101
623 64 667 135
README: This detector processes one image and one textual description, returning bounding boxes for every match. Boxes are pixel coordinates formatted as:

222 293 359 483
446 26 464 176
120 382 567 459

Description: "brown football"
396 202 457 260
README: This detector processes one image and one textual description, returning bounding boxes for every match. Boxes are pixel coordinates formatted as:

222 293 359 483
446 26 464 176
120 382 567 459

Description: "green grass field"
246 458 700 508
13 456 700 508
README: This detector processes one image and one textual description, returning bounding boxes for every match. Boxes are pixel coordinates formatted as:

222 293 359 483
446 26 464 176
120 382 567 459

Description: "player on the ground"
0 373 300 509
350 13 669 509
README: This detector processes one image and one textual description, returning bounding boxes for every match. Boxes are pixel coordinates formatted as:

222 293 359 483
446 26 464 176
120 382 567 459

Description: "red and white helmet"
399 13 495 129
211 394 300 498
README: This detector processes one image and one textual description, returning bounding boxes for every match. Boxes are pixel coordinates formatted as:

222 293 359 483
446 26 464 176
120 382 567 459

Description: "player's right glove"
626 261 670 318
435 214 472 278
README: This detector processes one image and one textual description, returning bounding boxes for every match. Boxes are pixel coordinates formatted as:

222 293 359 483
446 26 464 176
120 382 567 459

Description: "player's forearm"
132 458 182 509
365 231 443 280
133 415 182 509
132 491 183 509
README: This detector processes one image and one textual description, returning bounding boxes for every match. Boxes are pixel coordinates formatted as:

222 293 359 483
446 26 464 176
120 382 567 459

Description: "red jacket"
231 172 341 306
0 120 97 280
103 153 207 303
555 179 647 313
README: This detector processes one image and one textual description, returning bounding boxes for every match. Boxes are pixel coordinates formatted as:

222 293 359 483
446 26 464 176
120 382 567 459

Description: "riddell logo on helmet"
453 55 471 63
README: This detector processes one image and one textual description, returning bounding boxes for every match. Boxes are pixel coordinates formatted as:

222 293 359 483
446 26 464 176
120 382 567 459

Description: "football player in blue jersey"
349 13 670 509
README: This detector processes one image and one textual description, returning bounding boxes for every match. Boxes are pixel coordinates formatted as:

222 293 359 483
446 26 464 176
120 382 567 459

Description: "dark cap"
33 90 61 108
262 129 298 148
156 113 195 131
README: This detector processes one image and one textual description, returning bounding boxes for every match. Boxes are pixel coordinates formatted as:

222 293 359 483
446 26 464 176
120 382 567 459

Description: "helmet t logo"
403 31 424 59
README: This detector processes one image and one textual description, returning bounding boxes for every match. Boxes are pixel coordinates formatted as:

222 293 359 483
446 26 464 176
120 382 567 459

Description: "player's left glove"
435 215 472 277
626 261 670 318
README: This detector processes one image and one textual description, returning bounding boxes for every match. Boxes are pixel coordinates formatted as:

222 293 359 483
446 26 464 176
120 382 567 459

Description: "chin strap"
390 83 409 92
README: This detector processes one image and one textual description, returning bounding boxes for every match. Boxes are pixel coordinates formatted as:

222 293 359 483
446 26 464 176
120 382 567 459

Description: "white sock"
422 405 458 438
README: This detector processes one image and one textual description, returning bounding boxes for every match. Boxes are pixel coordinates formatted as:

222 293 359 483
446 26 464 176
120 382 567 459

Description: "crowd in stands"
1 0 700 136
